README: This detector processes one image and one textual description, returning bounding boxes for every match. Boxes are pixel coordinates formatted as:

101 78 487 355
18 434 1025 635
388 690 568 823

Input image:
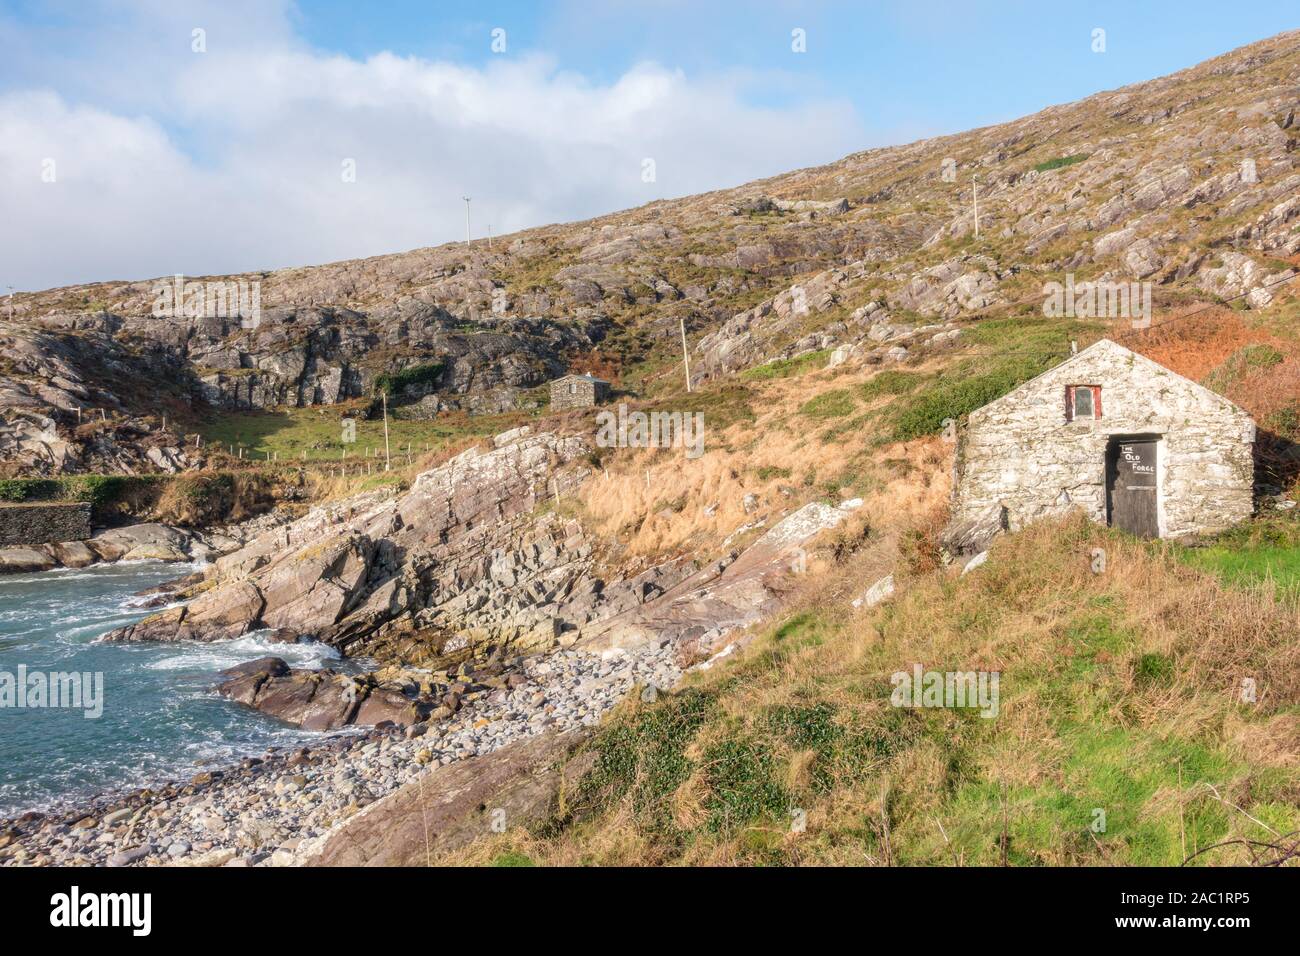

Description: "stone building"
550 374 610 411
948 339 1255 544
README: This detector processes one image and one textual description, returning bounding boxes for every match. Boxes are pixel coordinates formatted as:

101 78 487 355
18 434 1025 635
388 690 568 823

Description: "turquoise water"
0 561 342 816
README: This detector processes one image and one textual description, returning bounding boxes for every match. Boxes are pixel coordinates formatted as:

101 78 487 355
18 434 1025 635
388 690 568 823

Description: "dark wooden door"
1107 439 1159 538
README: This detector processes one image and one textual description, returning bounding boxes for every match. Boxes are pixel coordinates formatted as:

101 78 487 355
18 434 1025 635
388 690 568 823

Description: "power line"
1125 268 1300 336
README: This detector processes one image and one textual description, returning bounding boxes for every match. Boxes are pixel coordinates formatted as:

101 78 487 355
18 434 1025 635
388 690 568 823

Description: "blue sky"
1 1 1295 290
289 0 1295 134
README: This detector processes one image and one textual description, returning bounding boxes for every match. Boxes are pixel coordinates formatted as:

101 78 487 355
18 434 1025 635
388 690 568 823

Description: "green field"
1183 541 1300 602
1179 514 1300 603
193 405 533 464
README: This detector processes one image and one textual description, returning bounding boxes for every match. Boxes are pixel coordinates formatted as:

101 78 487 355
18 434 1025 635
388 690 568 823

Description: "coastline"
0 639 681 866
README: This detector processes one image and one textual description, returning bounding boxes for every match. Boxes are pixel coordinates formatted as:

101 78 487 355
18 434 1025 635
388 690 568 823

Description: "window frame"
1066 384 1102 421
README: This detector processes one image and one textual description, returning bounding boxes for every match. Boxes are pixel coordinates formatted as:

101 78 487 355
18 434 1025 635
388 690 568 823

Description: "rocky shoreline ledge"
0 426 860 867
0 641 680 867
0 513 292 575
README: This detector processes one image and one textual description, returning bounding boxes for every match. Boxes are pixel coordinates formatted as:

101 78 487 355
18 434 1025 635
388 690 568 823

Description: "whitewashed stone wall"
951 340 1254 538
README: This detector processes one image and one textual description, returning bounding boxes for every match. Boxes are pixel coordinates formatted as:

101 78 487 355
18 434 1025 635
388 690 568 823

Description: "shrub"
702 737 788 835
0 478 63 502
0 472 271 525
374 363 445 397
0 475 132 509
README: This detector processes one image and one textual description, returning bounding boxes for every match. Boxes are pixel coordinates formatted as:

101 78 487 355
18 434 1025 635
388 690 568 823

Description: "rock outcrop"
216 658 435 731
299 729 592 866
583 499 862 663
101 429 598 653
0 515 287 575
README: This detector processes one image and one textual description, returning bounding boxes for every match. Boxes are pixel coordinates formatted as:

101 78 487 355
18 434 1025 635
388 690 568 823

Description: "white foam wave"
143 632 341 673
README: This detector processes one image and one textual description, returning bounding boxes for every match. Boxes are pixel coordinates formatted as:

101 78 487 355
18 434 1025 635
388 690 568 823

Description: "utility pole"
382 390 391 471
6 286 13 321
679 316 692 393
972 174 980 239
487 223 492 251
462 197 472 245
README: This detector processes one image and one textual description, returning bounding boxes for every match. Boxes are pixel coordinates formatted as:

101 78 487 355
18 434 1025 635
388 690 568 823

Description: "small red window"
1066 385 1102 421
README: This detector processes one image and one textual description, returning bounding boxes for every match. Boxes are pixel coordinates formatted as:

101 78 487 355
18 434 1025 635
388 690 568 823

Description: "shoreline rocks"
216 658 438 731
0 511 294 576
0 642 682 867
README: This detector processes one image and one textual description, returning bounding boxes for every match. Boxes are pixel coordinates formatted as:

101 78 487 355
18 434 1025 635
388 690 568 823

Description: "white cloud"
0 4 865 291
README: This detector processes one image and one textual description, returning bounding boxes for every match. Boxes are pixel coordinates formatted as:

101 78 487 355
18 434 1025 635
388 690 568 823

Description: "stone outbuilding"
947 339 1255 544
550 374 610 411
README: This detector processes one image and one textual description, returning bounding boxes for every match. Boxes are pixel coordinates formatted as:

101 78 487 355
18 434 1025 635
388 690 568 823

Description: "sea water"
0 560 342 816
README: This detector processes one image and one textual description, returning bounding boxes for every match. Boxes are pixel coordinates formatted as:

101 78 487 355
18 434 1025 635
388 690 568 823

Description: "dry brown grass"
576 359 953 560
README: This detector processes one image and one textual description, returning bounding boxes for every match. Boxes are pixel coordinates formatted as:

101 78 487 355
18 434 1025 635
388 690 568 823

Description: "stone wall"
951 340 1255 539
550 377 607 410
0 502 92 547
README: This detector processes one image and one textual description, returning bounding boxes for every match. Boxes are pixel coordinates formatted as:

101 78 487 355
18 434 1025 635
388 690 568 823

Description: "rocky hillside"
4 30 1299 477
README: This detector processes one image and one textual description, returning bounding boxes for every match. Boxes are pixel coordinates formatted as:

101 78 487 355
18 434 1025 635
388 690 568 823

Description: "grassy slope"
442 514 1300 867
1182 516 1300 603
192 403 533 464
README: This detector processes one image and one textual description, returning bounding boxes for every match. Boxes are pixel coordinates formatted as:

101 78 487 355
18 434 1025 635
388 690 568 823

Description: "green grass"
194 405 526 464
1183 544 1300 602
881 316 1099 441
1203 343 1285 394
1033 153 1089 173
799 388 857 420
462 517 1300 867
857 370 928 402
888 357 1051 441
1179 515 1300 602
741 350 832 382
